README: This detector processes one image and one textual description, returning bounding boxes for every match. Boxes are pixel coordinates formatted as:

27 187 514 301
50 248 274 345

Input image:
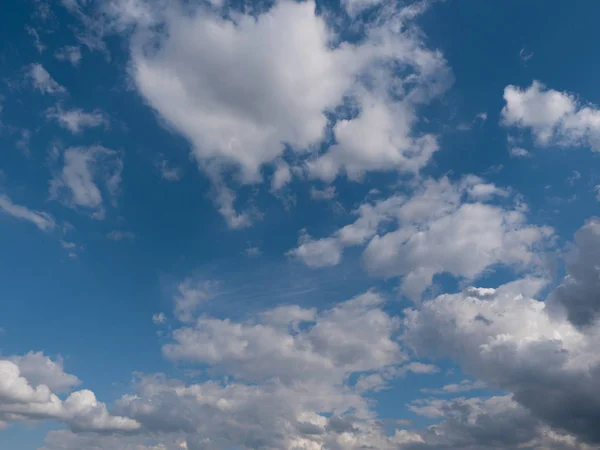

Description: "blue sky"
1 1 600 449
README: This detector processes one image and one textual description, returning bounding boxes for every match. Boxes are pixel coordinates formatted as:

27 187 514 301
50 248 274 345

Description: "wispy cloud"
0 194 55 231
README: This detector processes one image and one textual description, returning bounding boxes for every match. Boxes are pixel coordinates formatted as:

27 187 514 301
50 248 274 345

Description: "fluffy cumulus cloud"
502 81 600 151
82 0 452 224
49 145 123 219
37 290 431 450
0 354 139 433
403 267 600 445
0 194 56 231
289 175 552 299
34 279 598 450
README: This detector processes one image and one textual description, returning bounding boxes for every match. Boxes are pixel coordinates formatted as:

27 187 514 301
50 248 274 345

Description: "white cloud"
45 106 109 133
59 240 77 249
27 63 66 95
172 277 218 323
26 26 45 53
156 158 182 181
107 230 135 241
245 245 261 257
271 161 292 192
310 186 337 201
290 176 551 299
49 146 123 219
152 312 166 325
509 146 531 158
0 357 139 433
519 47 534 63
100 0 451 225
420 379 486 395
10 352 80 394
55 46 82 66
502 81 600 151
403 273 600 444
0 194 55 231
164 290 404 385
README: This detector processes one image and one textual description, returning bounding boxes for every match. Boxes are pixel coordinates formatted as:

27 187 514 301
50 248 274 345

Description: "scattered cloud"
27 63 67 95
152 312 166 325
502 81 600 151
310 186 337 201
0 354 139 433
101 0 452 224
156 158 182 181
54 46 82 66
59 240 77 249
25 25 45 53
567 170 581 186
403 271 600 444
0 194 55 231
519 47 534 63
290 176 551 299
49 146 123 219
509 146 531 158
106 230 135 241
245 246 261 257
420 379 486 395
45 106 109 133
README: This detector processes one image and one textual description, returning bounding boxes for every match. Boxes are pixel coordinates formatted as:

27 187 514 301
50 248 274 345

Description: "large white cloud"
10 351 80 393
289 176 552 299
502 81 600 151
403 273 600 444
0 355 139 433
163 290 405 384
80 0 451 225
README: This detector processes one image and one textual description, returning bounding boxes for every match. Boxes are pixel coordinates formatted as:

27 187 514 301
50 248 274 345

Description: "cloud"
270 161 292 192
27 63 67 95
420 379 486 395
509 147 531 158
55 46 82 66
341 0 383 16
164 290 404 385
404 395 592 450
36 282 593 450
310 186 337 201
289 176 551 299
545 217 600 327
26 25 45 53
156 158 182 181
502 81 600 151
152 312 166 325
0 357 139 433
9 352 80 394
0 194 56 231
45 106 109 133
88 0 451 225
519 47 534 63
49 146 123 219
403 274 600 444
107 230 135 241
171 277 218 323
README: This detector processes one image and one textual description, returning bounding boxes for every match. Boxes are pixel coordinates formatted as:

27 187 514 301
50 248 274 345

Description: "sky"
1 0 600 449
